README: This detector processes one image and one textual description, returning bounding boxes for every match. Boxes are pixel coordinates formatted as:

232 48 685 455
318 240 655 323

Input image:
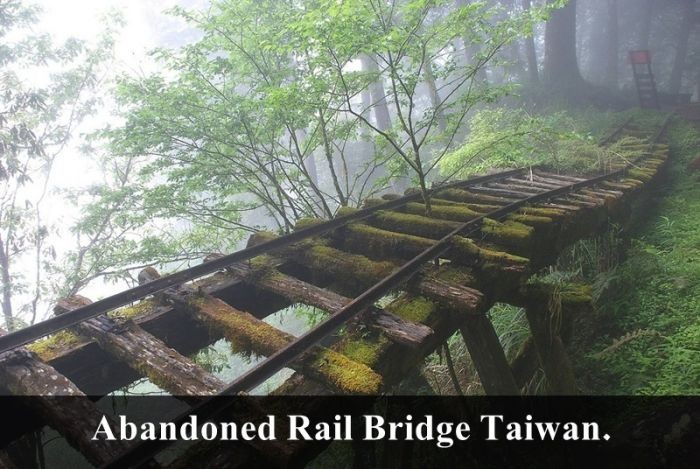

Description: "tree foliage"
0 0 116 329
99 0 549 242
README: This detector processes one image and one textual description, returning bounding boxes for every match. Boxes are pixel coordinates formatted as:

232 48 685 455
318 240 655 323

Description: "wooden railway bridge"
0 116 673 468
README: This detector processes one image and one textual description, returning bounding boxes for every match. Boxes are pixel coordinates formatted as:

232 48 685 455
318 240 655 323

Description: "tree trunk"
0 236 13 331
522 0 540 84
423 61 447 132
668 0 696 96
318 108 347 206
456 0 489 85
360 54 392 132
605 0 619 89
543 0 583 87
637 0 654 49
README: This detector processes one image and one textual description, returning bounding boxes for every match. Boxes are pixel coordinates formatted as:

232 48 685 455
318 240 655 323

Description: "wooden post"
524 305 578 394
458 317 520 395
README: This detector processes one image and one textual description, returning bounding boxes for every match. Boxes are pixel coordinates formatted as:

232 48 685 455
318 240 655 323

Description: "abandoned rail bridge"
0 115 674 468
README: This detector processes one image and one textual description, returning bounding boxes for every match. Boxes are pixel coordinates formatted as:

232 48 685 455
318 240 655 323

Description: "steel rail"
0 167 528 354
100 118 670 469
598 116 634 146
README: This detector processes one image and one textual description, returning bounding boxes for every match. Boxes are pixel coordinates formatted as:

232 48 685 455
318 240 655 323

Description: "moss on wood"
247 231 280 248
107 299 156 322
627 169 655 182
431 198 499 212
371 210 459 239
507 213 554 227
344 223 434 259
301 244 395 287
436 188 513 205
294 217 326 231
190 297 382 394
27 330 83 362
361 199 385 208
481 218 534 243
309 349 383 395
336 335 389 367
451 236 529 266
336 206 360 217
402 202 479 222
385 296 437 323
518 206 568 218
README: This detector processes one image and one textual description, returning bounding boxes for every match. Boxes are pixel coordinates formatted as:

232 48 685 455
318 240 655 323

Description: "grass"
576 118 700 395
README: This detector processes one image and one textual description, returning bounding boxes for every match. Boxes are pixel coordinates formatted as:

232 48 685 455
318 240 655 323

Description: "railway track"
0 115 673 468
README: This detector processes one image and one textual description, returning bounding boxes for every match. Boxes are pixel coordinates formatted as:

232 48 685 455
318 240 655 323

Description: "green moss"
619 178 644 188
372 210 459 239
481 218 534 242
336 206 360 217
434 265 478 286
337 335 389 367
385 296 437 323
246 255 278 279
361 198 385 208
627 168 655 182
345 223 433 259
403 202 479 222
248 231 279 247
507 213 553 227
294 217 326 231
303 244 395 287
436 188 513 205
601 180 638 191
311 348 383 394
518 206 568 218
27 330 83 361
451 236 529 266
191 297 289 356
431 198 499 212
190 297 382 394
108 299 156 322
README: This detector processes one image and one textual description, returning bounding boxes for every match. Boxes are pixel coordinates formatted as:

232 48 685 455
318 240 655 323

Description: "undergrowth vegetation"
577 119 700 394
439 107 664 177
423 109 700 396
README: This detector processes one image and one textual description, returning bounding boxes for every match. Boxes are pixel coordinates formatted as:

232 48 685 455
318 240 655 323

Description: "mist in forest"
1 0 698 331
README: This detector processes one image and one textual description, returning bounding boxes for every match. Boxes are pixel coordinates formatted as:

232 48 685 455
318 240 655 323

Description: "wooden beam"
280 241 487 314
223 263 433 347
523 305 578 395
0 329 129 467
55 296 224 397
165 289 383 395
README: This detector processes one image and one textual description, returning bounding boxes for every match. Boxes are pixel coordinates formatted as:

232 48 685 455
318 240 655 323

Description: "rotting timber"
0 116 673 468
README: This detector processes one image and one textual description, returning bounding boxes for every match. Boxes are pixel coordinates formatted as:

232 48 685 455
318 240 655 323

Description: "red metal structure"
629 50 660 109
